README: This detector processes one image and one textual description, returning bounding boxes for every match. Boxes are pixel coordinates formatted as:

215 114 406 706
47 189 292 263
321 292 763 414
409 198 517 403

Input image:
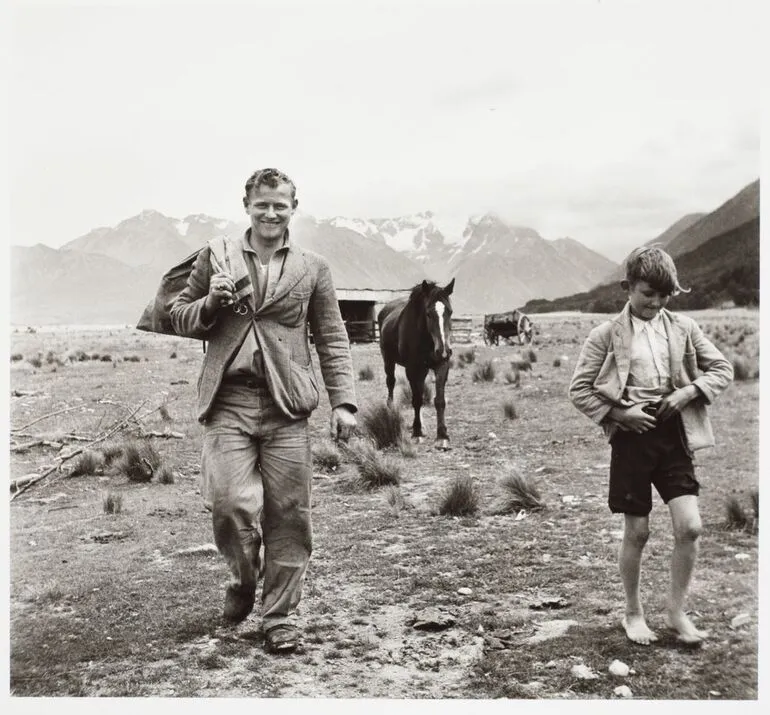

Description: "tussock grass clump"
100 441 126 466
114 439 162 483
100 354 113 362
102 491 123 514
157 466 176 484
69 350 89 362
457 349 476 366
399 441 418 459
385 485 410 517
731 355 756 381
511 355 532 372
358 365 375 381
502 400 518 420
438 475 479 516
169 351 177 359
91 353 101 361
472 360 496 383
312 440 342 473
11 353 23 362
361 401 405 449
526 348 537 363
724 491 758 534
123 355 141 363
158 403 172 422
504 368 521 387
496 470 545 513
344 439 402 489
69 450 105 478
27 355 43 368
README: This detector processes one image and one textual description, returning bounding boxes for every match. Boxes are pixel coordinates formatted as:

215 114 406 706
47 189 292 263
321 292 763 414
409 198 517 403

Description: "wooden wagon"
483 309 533 346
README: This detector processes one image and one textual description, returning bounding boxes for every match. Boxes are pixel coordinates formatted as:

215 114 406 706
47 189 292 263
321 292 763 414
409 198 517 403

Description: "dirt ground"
8 311 760 700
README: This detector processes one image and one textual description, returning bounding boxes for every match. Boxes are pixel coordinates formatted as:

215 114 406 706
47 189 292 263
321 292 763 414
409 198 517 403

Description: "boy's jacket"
153 233 357 423
569 303 733 453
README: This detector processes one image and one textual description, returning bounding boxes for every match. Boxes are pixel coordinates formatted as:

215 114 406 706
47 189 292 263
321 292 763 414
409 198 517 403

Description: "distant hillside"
523 179 760 314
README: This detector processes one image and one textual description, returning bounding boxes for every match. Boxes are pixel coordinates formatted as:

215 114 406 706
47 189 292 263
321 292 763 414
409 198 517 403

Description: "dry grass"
457 348 476 366
113 439 162 483
472 360 496 383
502 399 518 420
724 491 759 534
503 368 521 386
311 440 342 473
437 475 479 516
360 401 405 449
346 439 402 490
494 470 545 513
102 491 123 514
68 450 105 478
7 313 758 699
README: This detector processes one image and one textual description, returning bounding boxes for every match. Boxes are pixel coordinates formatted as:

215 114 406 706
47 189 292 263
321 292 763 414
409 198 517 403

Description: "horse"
377 278 455 450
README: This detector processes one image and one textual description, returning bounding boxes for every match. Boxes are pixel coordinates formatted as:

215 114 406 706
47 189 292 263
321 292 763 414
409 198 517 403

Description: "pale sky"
7 0 761 261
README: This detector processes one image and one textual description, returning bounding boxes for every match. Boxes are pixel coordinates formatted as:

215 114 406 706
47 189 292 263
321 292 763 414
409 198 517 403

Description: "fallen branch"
10 440 63 453
10 399 149 501
11 404 85 433
142 430 185 439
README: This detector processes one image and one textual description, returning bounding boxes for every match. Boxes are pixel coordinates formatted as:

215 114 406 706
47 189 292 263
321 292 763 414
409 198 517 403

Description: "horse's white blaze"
434 301 446 353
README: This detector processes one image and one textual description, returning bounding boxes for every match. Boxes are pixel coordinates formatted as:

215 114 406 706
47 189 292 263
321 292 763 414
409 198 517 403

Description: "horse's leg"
433 360 451 450
406 365 428 442
384 357 396 405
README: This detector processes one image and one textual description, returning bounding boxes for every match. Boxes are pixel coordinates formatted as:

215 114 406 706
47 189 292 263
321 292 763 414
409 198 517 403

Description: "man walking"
171 168 357 654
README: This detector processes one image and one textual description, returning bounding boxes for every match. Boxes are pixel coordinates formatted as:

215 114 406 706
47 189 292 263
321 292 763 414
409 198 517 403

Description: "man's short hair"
624 245 689 296
244 168 297 200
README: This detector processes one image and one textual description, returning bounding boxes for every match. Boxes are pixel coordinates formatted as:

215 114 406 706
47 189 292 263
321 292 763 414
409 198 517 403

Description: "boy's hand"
610 404 657 434
657 385 699 422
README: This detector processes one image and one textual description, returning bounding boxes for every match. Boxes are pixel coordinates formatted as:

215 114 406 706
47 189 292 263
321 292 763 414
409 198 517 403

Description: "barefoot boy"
569 246 733 645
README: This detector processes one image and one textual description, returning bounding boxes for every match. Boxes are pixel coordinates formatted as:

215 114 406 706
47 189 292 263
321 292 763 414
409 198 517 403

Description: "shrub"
358 365 375 381
502 400 518 420
472 360 496 383
511 355 532 372
11 353 23 362
526 348 537 363
504 368 521 387
496 470 545 513
27 355 43 368
385 485 410 516
102 491 123 514
724 491 758 534
731 355 755 381
100 442 126 466
457 349 476 366
438 475 479 516
114 439 161 482
361 402 405 449
347 440 402 489
157 466 175 484
312 440 342 473
68 450 105 478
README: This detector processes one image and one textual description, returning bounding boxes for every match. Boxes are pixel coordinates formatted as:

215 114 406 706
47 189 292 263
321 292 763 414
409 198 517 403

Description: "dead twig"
10 399 149 501
11 404 84 433
142 430 185 439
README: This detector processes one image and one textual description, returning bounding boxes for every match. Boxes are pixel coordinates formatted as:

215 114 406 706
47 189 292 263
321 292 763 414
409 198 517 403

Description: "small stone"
609 659 630 677
457 587 473 596
614 685 633 698
730 613 751 629
709 691 721 697
571 663 598 680
734 553 750 561
487 432 497 440
541 554 552 563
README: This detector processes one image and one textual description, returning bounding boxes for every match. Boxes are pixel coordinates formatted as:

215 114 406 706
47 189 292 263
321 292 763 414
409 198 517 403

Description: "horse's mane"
408 281 441 306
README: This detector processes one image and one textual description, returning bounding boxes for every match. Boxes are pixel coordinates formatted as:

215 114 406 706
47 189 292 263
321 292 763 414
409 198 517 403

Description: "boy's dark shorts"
609 414 699 516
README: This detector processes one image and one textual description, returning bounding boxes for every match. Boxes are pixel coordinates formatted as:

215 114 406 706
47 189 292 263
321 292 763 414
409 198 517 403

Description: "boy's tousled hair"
624 245 690 296
244 168 297 200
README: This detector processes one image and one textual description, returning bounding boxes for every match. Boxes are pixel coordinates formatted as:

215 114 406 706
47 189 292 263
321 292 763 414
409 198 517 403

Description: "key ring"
233 302 249 316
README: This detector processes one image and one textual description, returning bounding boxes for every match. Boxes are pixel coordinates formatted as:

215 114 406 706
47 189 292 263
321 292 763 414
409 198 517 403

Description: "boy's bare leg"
665 495 709 644
619 514 658 644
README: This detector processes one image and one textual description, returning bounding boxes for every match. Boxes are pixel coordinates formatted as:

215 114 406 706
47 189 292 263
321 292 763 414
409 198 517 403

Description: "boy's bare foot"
664 612 709 645
622 615 658 645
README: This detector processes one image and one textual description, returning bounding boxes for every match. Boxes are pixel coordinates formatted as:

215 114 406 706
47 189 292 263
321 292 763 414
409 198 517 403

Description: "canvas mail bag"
136 235 252 337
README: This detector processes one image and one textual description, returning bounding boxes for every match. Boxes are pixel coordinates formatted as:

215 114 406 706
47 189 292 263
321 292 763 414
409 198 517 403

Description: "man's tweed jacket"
568 303 733 454
170 236 357 422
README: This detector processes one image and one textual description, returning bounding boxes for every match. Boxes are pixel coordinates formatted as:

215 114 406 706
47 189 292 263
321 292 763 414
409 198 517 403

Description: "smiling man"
170 168 357 655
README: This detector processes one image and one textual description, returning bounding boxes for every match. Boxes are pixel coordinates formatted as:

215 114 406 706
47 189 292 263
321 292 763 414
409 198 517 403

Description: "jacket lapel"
661 309 686 380
611 302 633 388
255 244 308 314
